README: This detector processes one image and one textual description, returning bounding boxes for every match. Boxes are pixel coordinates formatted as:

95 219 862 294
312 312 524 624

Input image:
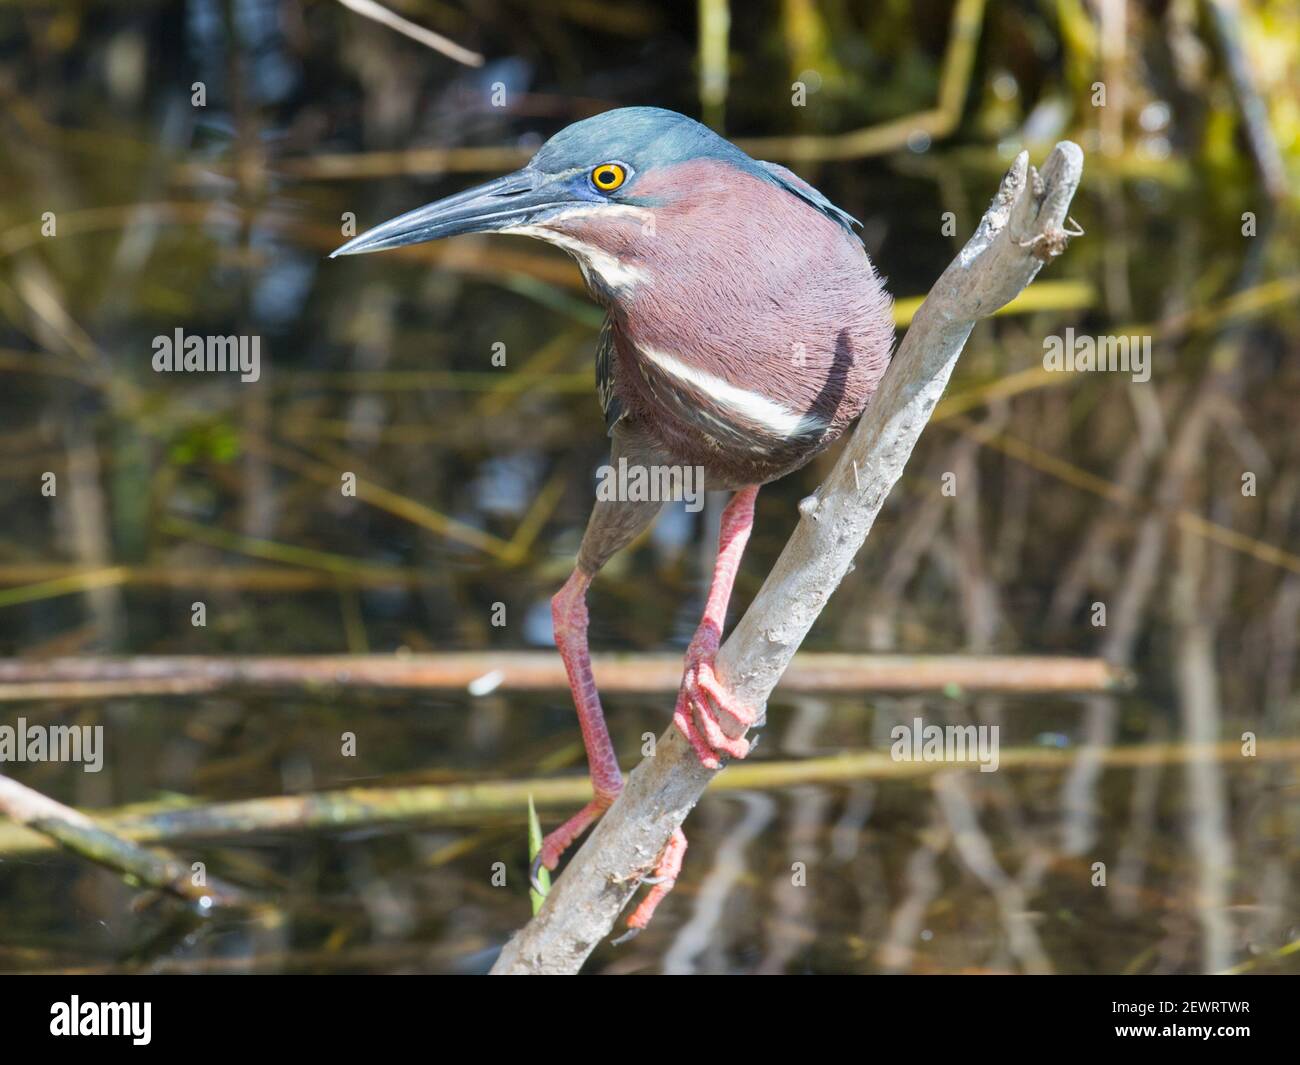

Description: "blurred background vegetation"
0 0 1297 974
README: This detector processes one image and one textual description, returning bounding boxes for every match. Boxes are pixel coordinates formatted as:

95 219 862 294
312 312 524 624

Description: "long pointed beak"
330 168 568 258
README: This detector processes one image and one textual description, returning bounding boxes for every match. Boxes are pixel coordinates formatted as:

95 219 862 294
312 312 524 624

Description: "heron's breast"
612 164 893 457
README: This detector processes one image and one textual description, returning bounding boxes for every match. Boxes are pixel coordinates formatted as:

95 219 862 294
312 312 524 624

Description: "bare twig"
489 141 1086 975
335 0 484 68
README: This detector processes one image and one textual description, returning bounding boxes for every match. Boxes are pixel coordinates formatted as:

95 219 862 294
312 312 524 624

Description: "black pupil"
599 169 615 185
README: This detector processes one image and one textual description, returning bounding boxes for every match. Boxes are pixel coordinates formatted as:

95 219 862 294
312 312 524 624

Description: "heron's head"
330 107 858 299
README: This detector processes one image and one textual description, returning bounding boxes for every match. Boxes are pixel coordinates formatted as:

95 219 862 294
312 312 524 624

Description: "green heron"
333 107 893 933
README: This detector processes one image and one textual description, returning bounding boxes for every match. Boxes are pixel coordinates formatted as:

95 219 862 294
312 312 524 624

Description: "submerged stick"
0 651 1128 701
1 738 1286 858
490 142 1086 975
0 775 246 907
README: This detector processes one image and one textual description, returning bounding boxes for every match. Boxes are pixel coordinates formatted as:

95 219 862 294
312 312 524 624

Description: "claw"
529 853 551 898
610 925 642 946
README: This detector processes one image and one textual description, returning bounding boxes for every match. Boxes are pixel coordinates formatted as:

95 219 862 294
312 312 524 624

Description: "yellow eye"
591 163 627 192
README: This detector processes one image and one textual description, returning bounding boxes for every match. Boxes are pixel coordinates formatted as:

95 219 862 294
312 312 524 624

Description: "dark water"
0 1 1297 974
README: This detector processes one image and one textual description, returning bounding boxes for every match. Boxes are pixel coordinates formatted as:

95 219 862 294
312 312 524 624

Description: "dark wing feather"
595 316 624 434
757 160 860 234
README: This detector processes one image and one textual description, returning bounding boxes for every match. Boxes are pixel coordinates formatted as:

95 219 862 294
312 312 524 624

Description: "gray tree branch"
490 142 1085 975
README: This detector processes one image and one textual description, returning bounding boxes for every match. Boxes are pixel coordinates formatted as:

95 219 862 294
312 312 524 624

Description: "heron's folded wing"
596 316 625 434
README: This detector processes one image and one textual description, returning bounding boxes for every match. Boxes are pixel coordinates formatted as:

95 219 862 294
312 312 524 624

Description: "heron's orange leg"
533 570 623 878
673 486 761 770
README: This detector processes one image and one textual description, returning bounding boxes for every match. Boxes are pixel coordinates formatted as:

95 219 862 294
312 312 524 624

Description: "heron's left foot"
618 828 687 939
673 642 757 770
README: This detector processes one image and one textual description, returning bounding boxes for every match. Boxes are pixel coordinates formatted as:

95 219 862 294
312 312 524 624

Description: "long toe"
624 828 688 932
694 661 758 727
691 691 751 760
674 684 723 769
534 794 616 883
673 658 755 767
